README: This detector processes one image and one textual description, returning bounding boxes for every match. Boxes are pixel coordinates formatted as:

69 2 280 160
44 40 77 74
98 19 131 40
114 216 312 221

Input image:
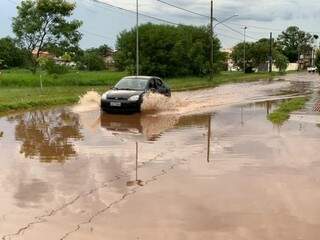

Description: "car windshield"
114 78 149 91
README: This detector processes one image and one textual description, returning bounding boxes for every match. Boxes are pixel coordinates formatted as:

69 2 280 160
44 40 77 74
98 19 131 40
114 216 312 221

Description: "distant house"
103 50 116 69
32 50 55 59
222 48 239 72
53 56 77 68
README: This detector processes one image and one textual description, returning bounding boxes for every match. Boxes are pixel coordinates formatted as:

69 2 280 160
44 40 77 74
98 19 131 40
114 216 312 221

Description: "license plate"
110 102 121 107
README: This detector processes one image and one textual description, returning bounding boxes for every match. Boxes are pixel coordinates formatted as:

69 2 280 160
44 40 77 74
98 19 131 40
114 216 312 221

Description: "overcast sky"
1 0 320 49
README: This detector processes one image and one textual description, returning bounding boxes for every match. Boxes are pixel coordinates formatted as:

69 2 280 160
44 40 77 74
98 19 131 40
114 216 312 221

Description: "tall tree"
12 0 82 71
115 23 222 77
277 26 314 62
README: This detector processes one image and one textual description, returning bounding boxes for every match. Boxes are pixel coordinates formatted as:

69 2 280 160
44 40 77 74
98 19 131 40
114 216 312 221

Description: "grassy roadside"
168 72 278 91
0 70 284 114
267 97 308 124
0 86 107 115
0 69 127 87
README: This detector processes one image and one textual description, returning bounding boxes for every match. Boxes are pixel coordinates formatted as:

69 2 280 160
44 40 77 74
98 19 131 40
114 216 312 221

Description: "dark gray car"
101 76 171 113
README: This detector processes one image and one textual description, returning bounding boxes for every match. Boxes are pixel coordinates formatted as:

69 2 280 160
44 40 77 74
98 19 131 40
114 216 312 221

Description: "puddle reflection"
9 109 83 162
100 112 210 142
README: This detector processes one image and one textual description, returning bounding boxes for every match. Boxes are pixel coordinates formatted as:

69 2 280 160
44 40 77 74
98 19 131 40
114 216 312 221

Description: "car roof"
123 76 160 80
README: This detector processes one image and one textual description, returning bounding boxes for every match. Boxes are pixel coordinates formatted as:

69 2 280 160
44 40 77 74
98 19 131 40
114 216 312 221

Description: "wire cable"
155 0 210 19
91 0 181 25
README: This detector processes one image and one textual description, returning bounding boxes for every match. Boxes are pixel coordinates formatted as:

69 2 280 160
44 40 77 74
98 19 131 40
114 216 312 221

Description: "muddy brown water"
1 73 320 240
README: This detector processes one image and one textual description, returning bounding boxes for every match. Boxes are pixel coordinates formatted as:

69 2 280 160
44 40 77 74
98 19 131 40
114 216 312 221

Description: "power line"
155 0 211 19
228 22 282 32
219 23 258 41
215 32 243 42
153 0 259 41
91 0 181 26
81 29 115 40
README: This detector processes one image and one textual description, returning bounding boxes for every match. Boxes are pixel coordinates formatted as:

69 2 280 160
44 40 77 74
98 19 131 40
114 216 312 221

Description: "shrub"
44 59 69 75
274 53 289 73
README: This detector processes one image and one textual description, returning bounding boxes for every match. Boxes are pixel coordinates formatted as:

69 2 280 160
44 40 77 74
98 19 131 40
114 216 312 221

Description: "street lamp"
210 13 238 80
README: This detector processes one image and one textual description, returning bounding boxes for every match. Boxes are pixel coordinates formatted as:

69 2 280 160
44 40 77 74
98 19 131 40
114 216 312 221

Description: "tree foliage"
78 52 106 71
12 0 82 70
86 44 113 57
115 23 222 77
231 38 288 72
274 52 289 73
277 26 314 62
0 37 27 69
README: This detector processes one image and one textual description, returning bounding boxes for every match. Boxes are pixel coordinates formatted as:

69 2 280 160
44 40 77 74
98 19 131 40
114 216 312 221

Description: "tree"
86 44 113 57
115 23 222 77
274 53 289 73
0 37 26 69
78 52 106 71
277 26 314 62
230 42 255 71
231 38 286 72
12 0 82 71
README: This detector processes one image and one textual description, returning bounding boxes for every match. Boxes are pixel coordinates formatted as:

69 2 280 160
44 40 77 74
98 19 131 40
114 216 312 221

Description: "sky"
1 0 320 50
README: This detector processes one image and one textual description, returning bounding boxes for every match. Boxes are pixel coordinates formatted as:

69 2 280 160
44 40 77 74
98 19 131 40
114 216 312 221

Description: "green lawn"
267 97 308 124
0 69 127 87
168 72 277 91
0 69 285 114
0 86 107 114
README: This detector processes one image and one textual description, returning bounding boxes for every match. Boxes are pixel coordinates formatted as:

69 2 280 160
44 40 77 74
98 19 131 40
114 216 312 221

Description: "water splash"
141 92 182 113
72 91 101 113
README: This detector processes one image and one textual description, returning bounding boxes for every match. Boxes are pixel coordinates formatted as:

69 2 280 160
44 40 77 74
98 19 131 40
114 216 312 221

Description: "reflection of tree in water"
13 110 83 162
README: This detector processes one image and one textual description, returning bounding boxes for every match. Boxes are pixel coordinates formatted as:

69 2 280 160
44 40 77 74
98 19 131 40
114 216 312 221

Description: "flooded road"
1 73 320 239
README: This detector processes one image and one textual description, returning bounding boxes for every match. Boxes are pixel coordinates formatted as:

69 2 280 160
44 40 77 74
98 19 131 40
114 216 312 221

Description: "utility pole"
210 0 213 81
136 0 139 76
243 26 247 73
269 32 273 73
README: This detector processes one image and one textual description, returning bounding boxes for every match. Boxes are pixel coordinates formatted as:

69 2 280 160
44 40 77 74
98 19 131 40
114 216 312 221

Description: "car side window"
156 79 164 89
149 79 156 89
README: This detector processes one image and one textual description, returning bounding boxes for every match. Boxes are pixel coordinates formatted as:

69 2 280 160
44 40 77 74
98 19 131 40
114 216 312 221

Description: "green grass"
267 97 308 125
0 69 285 114
0 86 107 115
0 69 127 87
168 72 277 91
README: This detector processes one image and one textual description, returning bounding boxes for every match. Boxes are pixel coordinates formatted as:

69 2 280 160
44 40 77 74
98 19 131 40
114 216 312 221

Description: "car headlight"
128 95 140 102
101 93 108 100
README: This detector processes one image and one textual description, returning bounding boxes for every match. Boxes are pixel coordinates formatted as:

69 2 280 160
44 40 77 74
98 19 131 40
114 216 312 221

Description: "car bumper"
101 99 141 113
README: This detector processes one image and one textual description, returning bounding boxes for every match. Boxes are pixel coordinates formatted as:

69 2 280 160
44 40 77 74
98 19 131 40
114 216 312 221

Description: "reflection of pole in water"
207 115 212 163
127 142 143 186
136 142 138 181
266 101 271 115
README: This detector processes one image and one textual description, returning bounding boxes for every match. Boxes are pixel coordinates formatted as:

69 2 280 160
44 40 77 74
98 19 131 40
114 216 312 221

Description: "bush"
78 53 106 71
44 59 69 75
274 53 289 73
